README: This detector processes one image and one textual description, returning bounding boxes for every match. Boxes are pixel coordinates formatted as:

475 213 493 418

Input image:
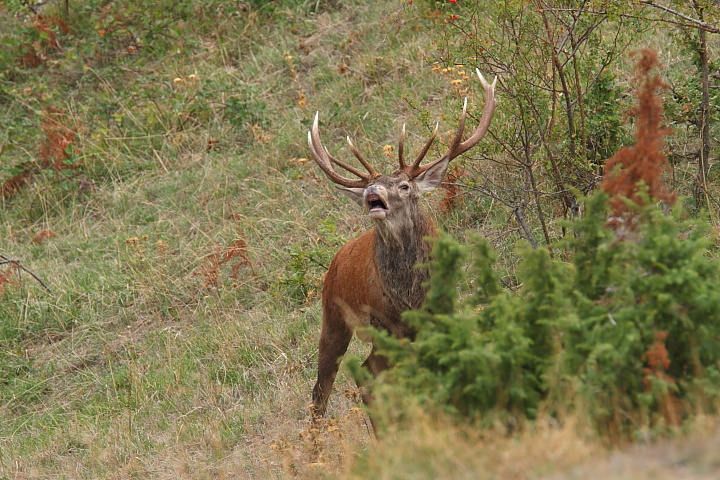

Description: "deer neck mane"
373 211 435 311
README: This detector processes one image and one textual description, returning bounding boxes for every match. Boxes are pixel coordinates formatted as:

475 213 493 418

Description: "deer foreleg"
311 315 352 419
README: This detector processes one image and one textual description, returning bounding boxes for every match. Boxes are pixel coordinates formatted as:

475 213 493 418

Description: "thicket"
427 0 719 247
372 50 720 441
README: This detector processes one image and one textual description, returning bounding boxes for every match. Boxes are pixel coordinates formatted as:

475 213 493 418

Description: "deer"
307 69 498 422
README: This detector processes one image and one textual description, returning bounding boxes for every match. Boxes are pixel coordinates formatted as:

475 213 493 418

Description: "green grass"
1 0 719 478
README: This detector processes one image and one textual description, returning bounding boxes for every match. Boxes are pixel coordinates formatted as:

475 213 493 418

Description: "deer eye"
399 184 410 191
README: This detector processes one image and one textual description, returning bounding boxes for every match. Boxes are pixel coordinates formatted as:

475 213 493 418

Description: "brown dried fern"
1 108 78 201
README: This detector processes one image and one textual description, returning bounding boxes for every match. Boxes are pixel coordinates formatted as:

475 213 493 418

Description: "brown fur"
311 174 437 418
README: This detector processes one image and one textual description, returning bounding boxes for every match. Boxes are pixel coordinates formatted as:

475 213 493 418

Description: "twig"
639 1 720 34
514 205 538 249
542 3 720 35
0 254 52 293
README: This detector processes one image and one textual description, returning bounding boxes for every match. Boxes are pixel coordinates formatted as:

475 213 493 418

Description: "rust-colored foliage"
38 107 77 170
2 108 78 201
223 236 254 280
602 49 676 230
0 168 33 201
439 164 466 213
31 230 58 245
643 331 681 426
0 263 21 297
196 232 256 288
18 14 70 68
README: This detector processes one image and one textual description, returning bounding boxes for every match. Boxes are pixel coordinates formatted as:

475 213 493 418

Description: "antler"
309 70 498 187
308 113 379 188
401 69 498 178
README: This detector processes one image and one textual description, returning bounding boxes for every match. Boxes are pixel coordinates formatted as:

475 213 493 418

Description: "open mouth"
366 192 388 213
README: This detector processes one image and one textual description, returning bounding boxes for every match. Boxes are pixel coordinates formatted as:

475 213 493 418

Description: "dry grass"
251 410 720 480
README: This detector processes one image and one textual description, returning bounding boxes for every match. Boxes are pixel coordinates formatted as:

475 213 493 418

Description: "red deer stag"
308 70 498 420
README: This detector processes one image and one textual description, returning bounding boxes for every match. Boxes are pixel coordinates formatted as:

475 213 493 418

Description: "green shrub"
374 192 720 438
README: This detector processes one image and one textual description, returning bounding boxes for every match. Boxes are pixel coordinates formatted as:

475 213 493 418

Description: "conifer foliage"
373 52 720 438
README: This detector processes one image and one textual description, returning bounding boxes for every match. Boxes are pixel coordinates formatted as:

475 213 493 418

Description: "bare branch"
0 254 52 293
640 1 720 34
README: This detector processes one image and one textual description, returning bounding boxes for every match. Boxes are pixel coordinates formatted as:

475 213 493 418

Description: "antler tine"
398 124 407 169
410 69 498 176
451 69 498 158
326 149 368 179
409 122 439 170
448 97 469 158
308 112 370 188
346 136 380 178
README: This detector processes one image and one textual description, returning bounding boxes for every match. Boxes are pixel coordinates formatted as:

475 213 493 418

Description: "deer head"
308 69 498 228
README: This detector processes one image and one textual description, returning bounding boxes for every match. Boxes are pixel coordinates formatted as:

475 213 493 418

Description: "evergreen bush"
372 50 720 439
375 192 720 437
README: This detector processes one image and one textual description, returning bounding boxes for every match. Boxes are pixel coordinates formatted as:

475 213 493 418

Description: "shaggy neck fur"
373 204 434 312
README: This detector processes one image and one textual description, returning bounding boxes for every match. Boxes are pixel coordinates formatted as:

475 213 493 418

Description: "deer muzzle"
365 185 389 220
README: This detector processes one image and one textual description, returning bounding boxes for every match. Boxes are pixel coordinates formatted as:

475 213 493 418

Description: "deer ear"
339 187 366 207
414 157 450 194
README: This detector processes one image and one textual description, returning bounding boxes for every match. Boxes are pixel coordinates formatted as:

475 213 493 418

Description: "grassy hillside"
1 0 719 478
0 1 452 477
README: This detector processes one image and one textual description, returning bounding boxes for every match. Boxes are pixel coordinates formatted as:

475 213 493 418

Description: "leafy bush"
374 192 720 438
425 0 643 242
